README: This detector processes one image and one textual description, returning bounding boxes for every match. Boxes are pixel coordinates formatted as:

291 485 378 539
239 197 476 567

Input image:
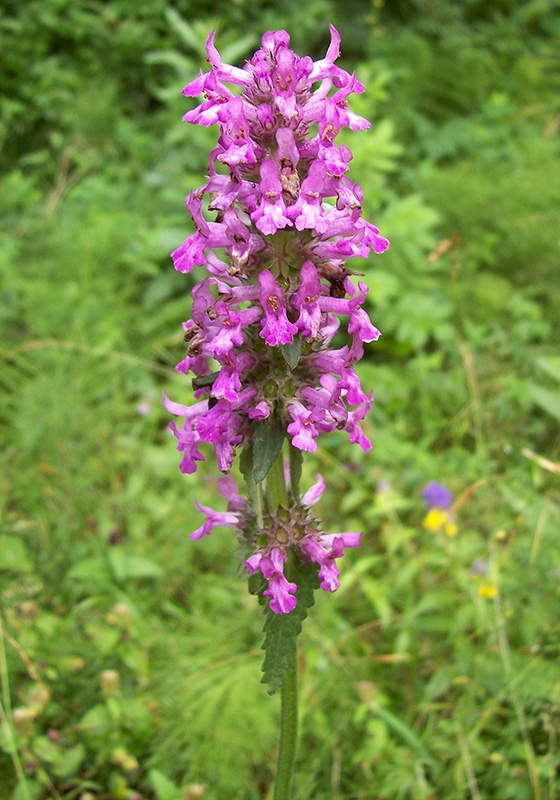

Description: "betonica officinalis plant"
164 26 389 799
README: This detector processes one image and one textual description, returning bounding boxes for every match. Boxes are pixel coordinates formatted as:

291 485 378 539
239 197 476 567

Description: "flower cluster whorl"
165 26 389 476
192 471 362 613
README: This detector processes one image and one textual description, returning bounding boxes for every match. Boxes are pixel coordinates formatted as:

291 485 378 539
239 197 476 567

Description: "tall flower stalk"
165 26 389 798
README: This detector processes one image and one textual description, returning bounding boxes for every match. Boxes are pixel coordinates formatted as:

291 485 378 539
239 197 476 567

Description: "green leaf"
32 735 61 763
289 445 303 502
374 705 433 766
149 768 181 800
11 779 42 800
54 743 85 778
252 556 319 694
266 452 287 512
164 9 205 56
536 356 560 384
529 384 560 423
69 551 163 583
240 444 263 527
252 417 284 484
0 535 32 573
67 557 108 583
221 34 258 64
108 551 163 580
280 337 301 369
79 704 111 740
84 622 121 654
192 371 220 392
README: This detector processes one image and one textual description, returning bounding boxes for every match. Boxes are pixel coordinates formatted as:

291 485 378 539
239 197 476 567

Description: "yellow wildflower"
478 584 498 599
423 508 447 531
444 521 458 537
424 508 458 536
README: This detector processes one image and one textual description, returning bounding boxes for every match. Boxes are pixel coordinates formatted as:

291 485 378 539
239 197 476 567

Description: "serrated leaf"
281 337 301 369
252 417 284 484
252 557 319 694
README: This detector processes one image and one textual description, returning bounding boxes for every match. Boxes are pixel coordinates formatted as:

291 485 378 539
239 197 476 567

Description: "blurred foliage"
1 1 560 798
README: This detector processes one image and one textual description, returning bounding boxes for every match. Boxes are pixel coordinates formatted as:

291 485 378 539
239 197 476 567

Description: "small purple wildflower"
471 558 489 576
422 481 453 510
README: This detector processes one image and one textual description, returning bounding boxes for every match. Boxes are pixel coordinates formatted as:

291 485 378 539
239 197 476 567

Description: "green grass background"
1 1 560 798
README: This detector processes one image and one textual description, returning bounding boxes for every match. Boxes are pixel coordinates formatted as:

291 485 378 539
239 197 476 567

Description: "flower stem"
274 643 298 800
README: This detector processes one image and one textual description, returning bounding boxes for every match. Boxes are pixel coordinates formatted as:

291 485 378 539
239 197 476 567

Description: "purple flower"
166 26 390 613
182 69 234 127
286 400 329 452
291 260 323 339
242 470 361 611
251 159 292 235
261 549 298 614
289 161 328 234
204 30 252 88
217 97 260 169
301 532 362 592
258 269 298 347
191 500 240 540
208 302 261 361
301 473 326 506
422 481 453 510
471 558 488 576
